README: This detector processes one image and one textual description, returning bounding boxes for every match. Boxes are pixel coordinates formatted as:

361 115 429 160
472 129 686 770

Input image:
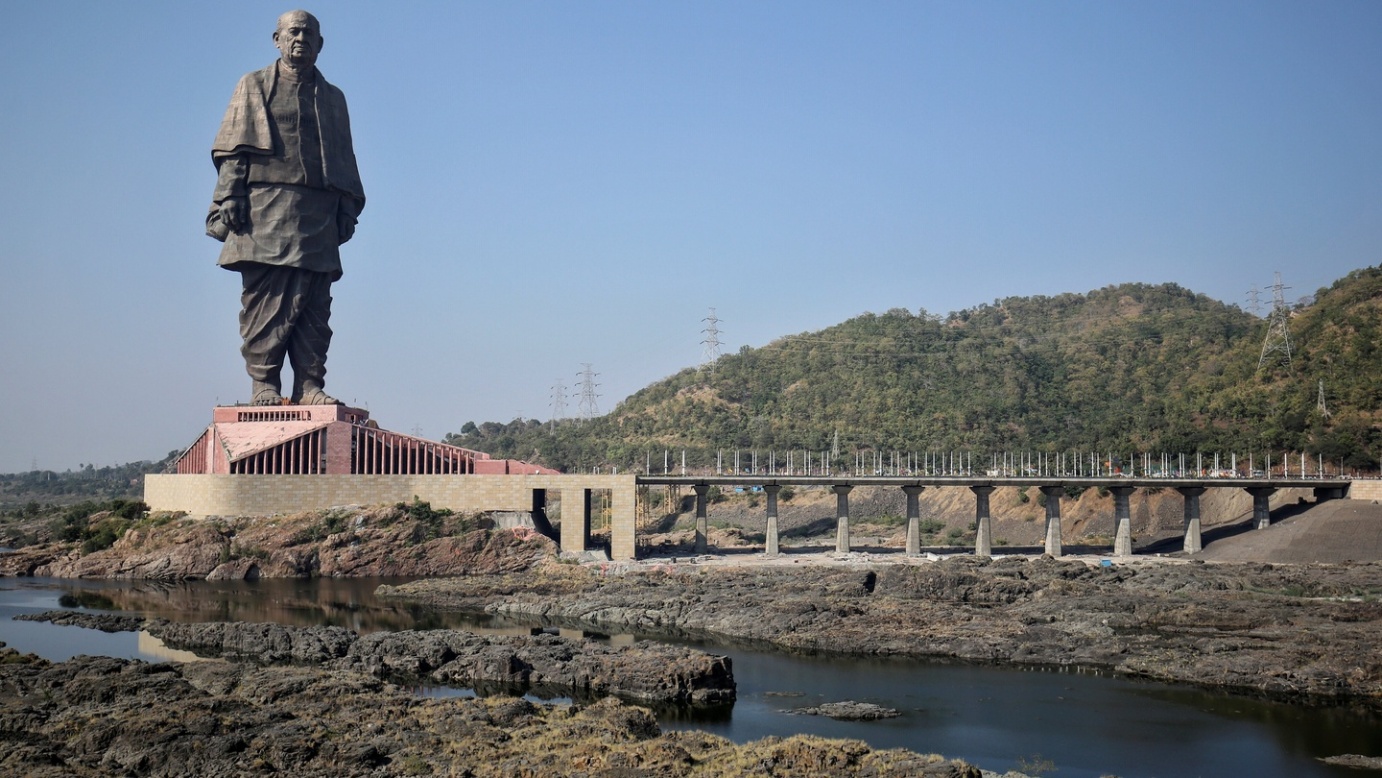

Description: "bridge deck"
636 475 1351 490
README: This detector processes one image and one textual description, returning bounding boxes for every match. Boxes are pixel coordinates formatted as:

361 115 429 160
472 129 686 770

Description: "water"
1 576 1377 778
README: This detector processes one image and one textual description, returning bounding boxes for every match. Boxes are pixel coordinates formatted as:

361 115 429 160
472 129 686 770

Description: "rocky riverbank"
0 644 983 777
0 504 556 579
380 556 1382 709
16 612 734 706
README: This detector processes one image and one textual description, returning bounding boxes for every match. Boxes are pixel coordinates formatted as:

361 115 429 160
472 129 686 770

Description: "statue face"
273 12 323 68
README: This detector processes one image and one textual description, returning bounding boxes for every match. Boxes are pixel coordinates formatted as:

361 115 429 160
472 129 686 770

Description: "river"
0 575 1377 778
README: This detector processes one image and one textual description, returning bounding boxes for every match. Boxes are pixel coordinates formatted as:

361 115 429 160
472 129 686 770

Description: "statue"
207 10 364 406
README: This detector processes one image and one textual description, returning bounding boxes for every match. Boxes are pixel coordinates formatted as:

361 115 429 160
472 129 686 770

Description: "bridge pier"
971 485 995 558
903 485 925 555
1177 486 1206 554
764 484 781 556
693 483 709 553
833 484 853 553
1111 486 1136 557
1246 486 1276 530
560 487 591 554
1039 486 1063 558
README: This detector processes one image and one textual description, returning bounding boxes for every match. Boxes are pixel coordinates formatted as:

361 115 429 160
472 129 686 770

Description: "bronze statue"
207 10 364 406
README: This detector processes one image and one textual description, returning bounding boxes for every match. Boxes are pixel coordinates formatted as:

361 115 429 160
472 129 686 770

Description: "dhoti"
239 264 334 401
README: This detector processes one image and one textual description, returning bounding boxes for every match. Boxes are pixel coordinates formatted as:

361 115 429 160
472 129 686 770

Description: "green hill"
447 267 1382 474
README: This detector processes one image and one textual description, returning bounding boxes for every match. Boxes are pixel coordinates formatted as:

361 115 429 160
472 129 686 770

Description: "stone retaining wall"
145 474 637 560
1349 480 1382 501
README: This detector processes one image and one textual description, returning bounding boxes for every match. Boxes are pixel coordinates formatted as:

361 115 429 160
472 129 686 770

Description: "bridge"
633 474 1355 560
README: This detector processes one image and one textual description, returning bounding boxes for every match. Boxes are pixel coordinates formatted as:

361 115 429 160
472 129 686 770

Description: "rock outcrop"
0 506 558 579
384 557 1382 709
790 701 902 720
17 614 736 707
0 647 981 778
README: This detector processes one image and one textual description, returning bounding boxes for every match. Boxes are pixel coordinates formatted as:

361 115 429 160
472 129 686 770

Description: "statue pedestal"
171 404 550 476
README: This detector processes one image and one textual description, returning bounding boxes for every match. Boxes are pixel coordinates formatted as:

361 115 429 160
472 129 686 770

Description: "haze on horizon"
1 1 1378 474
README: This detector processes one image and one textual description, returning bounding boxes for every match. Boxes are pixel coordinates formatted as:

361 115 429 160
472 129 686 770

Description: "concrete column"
1177 486 1205 554
1039 486 1063 558
903 485 925 556
833 484 853 553
610 481 637 561
560 487 590 554
1247 487 1276 529
971 485 995 558
692 483 709 554
1111 486 1135 557
764 484 781 556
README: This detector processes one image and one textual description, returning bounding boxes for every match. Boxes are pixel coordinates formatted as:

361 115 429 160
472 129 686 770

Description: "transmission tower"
1246 285 1262 316
1257 272 1293 370
549 379 568 430
701 308 723 374
577 364 600 420
1317 379 1331 419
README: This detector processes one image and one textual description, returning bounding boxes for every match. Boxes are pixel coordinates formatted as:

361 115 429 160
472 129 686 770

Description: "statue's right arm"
213 155 250 232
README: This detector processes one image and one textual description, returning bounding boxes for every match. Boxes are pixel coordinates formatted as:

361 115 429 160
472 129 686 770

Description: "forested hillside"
0 455 175 512
446 267 1382 473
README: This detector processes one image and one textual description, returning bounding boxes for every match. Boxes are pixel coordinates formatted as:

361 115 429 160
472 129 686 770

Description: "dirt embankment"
0 505 555 579
384 557 1382 710
0 646 982 778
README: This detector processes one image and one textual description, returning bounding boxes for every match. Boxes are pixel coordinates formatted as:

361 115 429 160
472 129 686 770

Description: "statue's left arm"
320 80 364 245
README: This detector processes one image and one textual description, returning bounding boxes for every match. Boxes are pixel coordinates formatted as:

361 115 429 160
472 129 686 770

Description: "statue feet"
251 382 284 406
298 385 341 405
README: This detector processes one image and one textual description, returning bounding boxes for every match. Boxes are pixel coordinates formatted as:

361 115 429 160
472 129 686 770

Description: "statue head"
273 10 323 70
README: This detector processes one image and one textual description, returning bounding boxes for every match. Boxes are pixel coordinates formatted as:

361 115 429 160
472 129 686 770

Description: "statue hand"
219 197 248 232
338 212 357 244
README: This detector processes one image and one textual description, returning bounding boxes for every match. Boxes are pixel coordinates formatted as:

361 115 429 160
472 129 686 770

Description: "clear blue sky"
1 1 1378 473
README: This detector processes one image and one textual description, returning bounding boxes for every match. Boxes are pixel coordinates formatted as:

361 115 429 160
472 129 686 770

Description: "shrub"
49 500 146 552
917 519 945 534
80 517 133 553
397 498 459 545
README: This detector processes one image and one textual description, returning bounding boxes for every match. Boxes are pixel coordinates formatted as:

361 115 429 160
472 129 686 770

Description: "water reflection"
136 631 204 663
0 577 636 654
5 577 520 635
